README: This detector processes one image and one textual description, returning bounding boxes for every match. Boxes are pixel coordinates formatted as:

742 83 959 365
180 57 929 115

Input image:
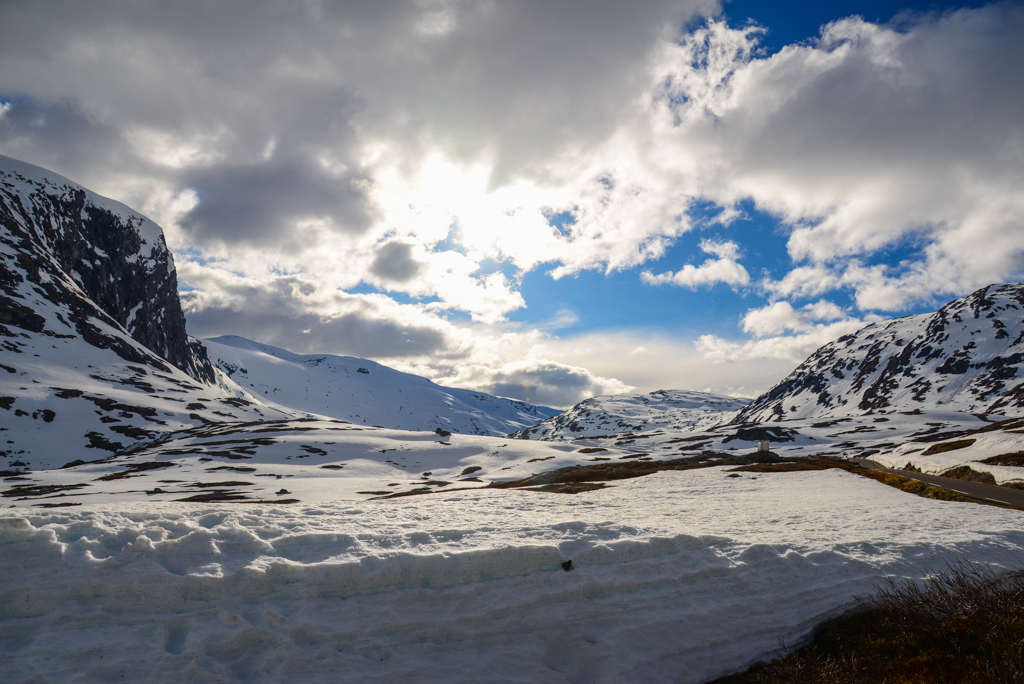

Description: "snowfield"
2 469 1023 683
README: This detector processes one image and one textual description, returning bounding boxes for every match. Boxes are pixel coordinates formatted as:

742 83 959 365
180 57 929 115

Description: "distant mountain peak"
202 336 559 436
735 283 1024 423
511 388 750 441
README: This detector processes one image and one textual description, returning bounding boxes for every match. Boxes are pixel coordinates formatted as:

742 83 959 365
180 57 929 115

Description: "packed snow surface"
205 336 558 436
3 469 1023 683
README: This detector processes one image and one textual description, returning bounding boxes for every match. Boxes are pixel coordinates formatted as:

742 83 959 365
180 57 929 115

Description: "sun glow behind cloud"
1 0 1022 406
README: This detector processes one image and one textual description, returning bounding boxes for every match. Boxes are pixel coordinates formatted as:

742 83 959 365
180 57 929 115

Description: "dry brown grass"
712 562 1024 684
922 439 977 456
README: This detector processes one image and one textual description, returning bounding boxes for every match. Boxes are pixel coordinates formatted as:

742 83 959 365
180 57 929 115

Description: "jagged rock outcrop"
735 283 1024 422
0 154 214 382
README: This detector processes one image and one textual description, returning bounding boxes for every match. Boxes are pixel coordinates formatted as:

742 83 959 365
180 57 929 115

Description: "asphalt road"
855 459 1024 509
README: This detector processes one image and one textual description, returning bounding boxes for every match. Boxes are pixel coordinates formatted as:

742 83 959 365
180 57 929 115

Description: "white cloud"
698 299 878 363
641 238 751 288
695 319 867 364
741 299 847 337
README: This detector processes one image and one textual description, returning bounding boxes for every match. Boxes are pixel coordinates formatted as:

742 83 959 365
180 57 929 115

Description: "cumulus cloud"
641 238 750 288
697 300 878 363
651 8 1024 310
2 2 1023 400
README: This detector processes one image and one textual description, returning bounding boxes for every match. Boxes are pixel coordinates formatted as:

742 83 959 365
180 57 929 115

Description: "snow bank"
3 468 1023 683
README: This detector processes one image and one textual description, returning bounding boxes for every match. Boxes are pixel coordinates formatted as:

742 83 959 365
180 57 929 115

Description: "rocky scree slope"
206 336 559 436
511 389 750 441
735 283 1024 423
0 156 301 468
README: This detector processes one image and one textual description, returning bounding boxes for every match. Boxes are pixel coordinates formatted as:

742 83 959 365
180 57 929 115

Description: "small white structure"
757 440 770 453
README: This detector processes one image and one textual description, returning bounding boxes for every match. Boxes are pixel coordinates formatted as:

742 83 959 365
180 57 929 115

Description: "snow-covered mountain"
0 155 554 468
205 335 559 436
0 156 305 468
510 389 750 441
0 155 214 383
735 283 1024 423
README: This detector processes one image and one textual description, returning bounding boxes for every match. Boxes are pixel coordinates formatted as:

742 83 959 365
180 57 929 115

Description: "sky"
1 0 1022 408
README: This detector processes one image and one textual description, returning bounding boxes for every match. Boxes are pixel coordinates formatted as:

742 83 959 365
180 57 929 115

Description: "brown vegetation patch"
922 439 977 456
2 483 89 498
577 447 607 453
980 452 1024 467
939 465 996 485
206 465 257 473
913 417 1024 443
488 452 786 491
94 461 176 481
521 482 608 494
712 562 1024 684
733 458 1016 509
174 490 297 503
729 457 839 473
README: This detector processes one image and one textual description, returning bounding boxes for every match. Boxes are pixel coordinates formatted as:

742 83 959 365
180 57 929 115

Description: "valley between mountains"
3 155 1024 683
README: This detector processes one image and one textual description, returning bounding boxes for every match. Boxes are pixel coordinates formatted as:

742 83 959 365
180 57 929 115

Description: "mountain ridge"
205 335 559 436
734 283 1024 423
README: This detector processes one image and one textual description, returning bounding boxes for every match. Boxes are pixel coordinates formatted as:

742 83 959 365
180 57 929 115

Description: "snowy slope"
0 157 308 468
204 335 559 436
736 283 1024 422
511 389 750 441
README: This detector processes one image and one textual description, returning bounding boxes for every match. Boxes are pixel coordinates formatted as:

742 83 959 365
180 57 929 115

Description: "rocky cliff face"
735 284 1024 422
0 156 304 466
0 155 214 382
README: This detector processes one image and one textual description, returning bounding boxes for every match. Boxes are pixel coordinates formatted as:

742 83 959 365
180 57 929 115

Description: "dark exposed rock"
0 155 214 383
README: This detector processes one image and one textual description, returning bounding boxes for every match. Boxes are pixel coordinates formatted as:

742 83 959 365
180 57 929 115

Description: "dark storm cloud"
370 242 423 282
179 275 451 359
0 0 717 251
178 156 370 247
484 363 611 408
0 101 139 184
